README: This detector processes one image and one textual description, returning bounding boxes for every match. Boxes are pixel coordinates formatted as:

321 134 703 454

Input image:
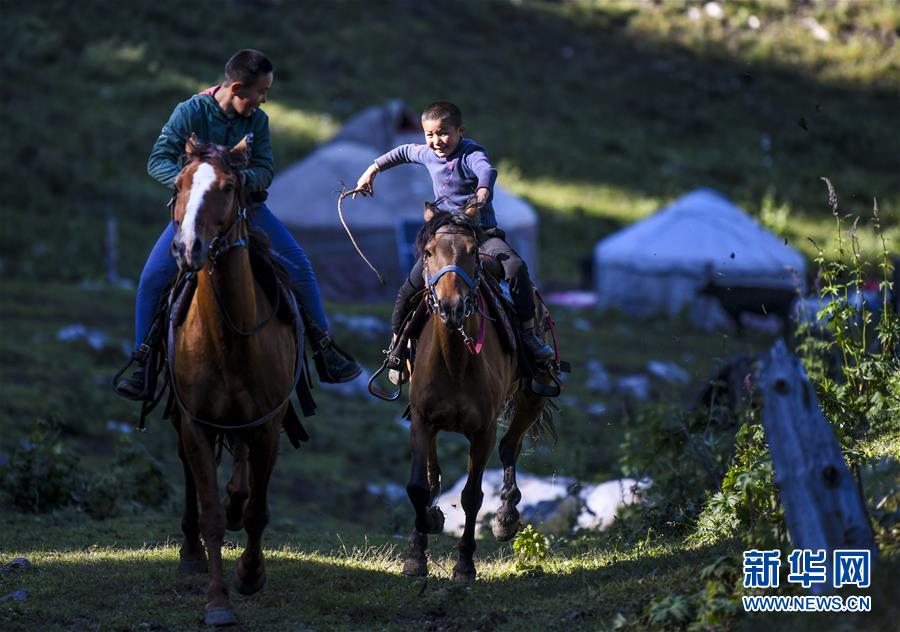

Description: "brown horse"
167 135 299 625
403 203 553 582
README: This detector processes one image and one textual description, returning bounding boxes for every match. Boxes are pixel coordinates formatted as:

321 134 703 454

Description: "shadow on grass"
0 532 721 631
1 509 896 631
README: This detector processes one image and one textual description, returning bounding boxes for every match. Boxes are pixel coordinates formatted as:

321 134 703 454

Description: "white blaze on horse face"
180 162 217 252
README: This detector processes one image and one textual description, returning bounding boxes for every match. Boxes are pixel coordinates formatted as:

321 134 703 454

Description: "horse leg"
223 436 249 532
427 432 442 503
403 415 443 577
454 429 494 583
492 392 544 542
181 421 235 626
233 423 279 596
174 416 207 574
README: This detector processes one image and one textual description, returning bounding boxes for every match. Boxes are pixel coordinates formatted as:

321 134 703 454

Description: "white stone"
703 2 724 20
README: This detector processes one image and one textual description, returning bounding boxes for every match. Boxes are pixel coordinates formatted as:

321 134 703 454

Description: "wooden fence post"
756 339 876 592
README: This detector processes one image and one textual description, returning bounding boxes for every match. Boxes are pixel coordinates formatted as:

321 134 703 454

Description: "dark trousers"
391 235 536 332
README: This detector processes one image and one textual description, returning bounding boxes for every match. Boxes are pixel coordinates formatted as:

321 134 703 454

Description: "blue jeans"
133 204 328 350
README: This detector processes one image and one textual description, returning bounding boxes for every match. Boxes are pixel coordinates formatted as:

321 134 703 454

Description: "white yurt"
268 101 539 302
593 188 806 319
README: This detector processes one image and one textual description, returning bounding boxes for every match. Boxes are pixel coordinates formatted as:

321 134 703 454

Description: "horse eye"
423 250 432 259
223 183 234 193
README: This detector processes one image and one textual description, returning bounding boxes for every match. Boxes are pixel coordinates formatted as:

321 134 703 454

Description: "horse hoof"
402 557 428 577
427 506 445 534
178 553 208 575
234 567 267 596
491 516 520 542
203 606 237 627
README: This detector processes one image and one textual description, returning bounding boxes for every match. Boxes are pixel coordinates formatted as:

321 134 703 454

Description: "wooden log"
756 339 876 592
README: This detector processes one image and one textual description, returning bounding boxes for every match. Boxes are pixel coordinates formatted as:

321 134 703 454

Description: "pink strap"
464 291 487 355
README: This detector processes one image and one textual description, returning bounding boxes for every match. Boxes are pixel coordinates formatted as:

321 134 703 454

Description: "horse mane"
183 139 251 210
184 140 234 167
415 206 486 256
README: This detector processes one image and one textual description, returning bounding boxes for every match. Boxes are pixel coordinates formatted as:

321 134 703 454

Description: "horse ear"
185 133 200 156
228 135 252 168
423 202 435 222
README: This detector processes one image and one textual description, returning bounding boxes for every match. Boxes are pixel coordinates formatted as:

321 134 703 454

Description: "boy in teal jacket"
116 49 360 398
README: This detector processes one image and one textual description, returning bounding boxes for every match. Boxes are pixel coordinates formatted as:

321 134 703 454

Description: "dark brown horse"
403 203 553 582
168 135 299 625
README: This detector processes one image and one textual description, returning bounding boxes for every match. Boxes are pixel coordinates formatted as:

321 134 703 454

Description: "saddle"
370 260 568 402
113 240 315 447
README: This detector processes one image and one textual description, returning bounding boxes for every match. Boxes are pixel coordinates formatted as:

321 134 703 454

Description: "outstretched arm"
354 144 425 197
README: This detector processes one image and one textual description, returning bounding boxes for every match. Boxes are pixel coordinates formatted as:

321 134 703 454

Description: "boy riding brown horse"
400 202 556 582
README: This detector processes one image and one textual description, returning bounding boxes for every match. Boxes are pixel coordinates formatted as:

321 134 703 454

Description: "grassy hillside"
2 0 900 283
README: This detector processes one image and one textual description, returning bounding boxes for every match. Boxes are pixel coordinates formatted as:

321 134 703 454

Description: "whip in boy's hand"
353 163 379 198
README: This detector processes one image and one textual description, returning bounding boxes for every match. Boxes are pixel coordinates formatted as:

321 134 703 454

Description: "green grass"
1 511 897 631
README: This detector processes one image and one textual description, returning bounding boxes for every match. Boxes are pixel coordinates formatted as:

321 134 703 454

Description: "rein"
166 275 305 431
205 208 281 337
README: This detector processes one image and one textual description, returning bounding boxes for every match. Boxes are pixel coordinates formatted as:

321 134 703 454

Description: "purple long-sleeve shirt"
374 138 499 227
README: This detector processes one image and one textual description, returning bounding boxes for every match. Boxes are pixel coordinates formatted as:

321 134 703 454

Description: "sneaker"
521 327 555 363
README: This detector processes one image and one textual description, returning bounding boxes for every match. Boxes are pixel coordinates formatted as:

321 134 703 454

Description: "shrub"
0 418 78 512
0 420 170 518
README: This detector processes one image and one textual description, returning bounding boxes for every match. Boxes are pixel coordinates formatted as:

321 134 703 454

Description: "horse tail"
528 399 558 444
498 393 558 445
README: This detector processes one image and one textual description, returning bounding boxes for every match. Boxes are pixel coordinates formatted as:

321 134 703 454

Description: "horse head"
170 134 251 272
419 201 483 330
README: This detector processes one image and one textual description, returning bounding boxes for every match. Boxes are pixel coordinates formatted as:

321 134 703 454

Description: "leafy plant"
646 594 694 627
0 420 170 518
619 398 744 531
690 420 787 549
0 418 78 512
512 524 549 571
796 179 900 469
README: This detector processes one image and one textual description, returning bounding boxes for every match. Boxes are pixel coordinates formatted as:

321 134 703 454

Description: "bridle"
422 226 486 354
170 158 278 337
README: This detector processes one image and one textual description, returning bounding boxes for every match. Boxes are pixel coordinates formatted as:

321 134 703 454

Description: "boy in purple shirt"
356 101 554 366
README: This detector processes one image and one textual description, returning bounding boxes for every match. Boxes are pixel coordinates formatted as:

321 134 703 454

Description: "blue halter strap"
426 264 478 289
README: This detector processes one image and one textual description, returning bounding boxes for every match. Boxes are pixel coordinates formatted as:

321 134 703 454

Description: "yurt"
593 188 806 319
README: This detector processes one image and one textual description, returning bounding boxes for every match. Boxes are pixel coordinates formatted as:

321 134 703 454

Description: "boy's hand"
354 164 379 199
475 186 490 206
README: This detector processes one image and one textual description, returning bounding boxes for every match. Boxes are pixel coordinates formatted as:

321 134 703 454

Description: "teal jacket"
147 86 273 193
